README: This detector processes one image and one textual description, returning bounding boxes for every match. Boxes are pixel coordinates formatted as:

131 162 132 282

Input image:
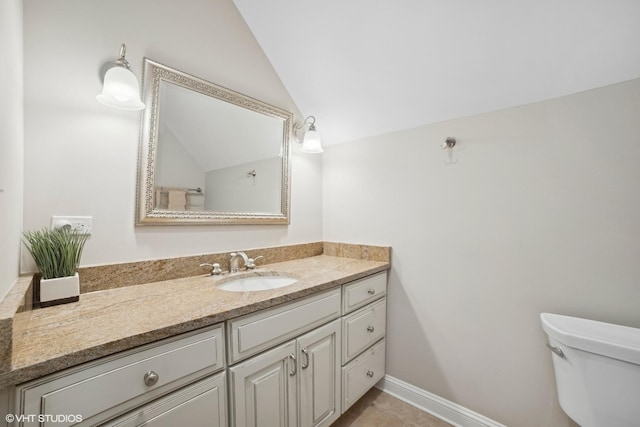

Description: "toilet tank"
540 313 640 427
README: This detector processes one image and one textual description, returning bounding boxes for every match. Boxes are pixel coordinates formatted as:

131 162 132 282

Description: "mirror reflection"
136 59 292 225
155 81 283 213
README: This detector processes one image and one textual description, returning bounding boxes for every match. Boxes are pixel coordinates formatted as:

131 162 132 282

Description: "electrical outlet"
51 216 93 235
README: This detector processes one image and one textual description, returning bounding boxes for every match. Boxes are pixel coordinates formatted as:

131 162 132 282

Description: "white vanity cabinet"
9 269 388 427
228 319 341 427
227 289 342 427
13 325 226 427
228 272 388 426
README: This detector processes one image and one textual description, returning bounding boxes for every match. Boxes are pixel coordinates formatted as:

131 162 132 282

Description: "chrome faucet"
229 252 249 273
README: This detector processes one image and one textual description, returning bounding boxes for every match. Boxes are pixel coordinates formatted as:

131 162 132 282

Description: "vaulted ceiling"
233 0 640 147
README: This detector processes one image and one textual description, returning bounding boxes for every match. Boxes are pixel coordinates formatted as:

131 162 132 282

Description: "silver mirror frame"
136 58 292 225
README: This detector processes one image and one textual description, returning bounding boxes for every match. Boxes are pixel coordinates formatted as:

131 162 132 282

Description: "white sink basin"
217 275 298 292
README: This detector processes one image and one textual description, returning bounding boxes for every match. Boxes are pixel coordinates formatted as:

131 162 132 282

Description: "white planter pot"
39 273 80 307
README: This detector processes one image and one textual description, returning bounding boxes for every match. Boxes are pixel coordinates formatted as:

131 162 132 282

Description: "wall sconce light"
293 116 323 153
97 44 145 111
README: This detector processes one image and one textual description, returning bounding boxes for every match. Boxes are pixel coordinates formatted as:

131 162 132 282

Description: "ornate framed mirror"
136 59 292 225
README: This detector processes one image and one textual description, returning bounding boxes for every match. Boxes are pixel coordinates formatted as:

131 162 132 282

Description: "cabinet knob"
366 370 374 378
367 288 376 295
144 371 159 387
367 325 375 333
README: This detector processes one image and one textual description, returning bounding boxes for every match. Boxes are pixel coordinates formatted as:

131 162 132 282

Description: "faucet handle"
246 255 264 269
200 263 222 275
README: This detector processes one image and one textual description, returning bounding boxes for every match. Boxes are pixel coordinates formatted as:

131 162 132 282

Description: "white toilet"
540 313 640 427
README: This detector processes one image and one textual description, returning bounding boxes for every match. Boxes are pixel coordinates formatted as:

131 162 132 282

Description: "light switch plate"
51 216 93 235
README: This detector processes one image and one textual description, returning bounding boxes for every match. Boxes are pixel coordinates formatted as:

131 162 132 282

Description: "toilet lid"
541 313 640 365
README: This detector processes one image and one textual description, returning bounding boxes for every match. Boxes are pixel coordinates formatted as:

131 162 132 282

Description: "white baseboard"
376 375 507 427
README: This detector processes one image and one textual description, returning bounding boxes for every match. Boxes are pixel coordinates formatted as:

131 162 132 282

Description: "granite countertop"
0 254 389 388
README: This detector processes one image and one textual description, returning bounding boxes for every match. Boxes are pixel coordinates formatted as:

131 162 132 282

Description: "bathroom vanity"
0 246 389 427
227 271 386 426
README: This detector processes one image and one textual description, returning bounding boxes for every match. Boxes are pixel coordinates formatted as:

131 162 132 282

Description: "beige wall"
323 79 640 426
0 0 24 299
22 0 322 269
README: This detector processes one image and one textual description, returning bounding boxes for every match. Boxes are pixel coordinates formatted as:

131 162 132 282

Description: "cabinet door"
297 319 341 427
229 340 298 427
105 372 227 427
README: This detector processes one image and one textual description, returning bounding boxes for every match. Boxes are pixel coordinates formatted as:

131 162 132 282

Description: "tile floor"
332 388 454 427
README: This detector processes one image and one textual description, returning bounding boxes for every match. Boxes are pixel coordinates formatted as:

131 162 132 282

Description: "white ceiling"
233 0 640 147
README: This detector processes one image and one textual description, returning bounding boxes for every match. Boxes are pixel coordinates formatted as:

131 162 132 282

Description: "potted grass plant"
22 228 89 307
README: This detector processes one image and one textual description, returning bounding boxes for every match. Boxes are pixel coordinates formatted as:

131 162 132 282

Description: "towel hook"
441 137 456 150
441 137 458 165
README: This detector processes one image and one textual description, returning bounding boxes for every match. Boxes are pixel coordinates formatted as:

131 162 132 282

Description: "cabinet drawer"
106 372 227 427
16 325 224 427
342 298 386 364
342 338 385 413
227 288 341 364
342 272 387 314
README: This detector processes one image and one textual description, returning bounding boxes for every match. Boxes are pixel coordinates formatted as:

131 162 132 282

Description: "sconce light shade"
293 116 324 153
301 128 323 153
97 44 145 111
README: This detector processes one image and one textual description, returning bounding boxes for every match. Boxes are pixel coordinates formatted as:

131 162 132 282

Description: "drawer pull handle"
367 288 376 295
144 371 159 387
367 325 375 333
289 353 297 376
366 370 374 378
301 348 310 369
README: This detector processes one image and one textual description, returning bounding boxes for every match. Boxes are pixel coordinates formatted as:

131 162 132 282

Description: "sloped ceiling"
233 0 640 147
